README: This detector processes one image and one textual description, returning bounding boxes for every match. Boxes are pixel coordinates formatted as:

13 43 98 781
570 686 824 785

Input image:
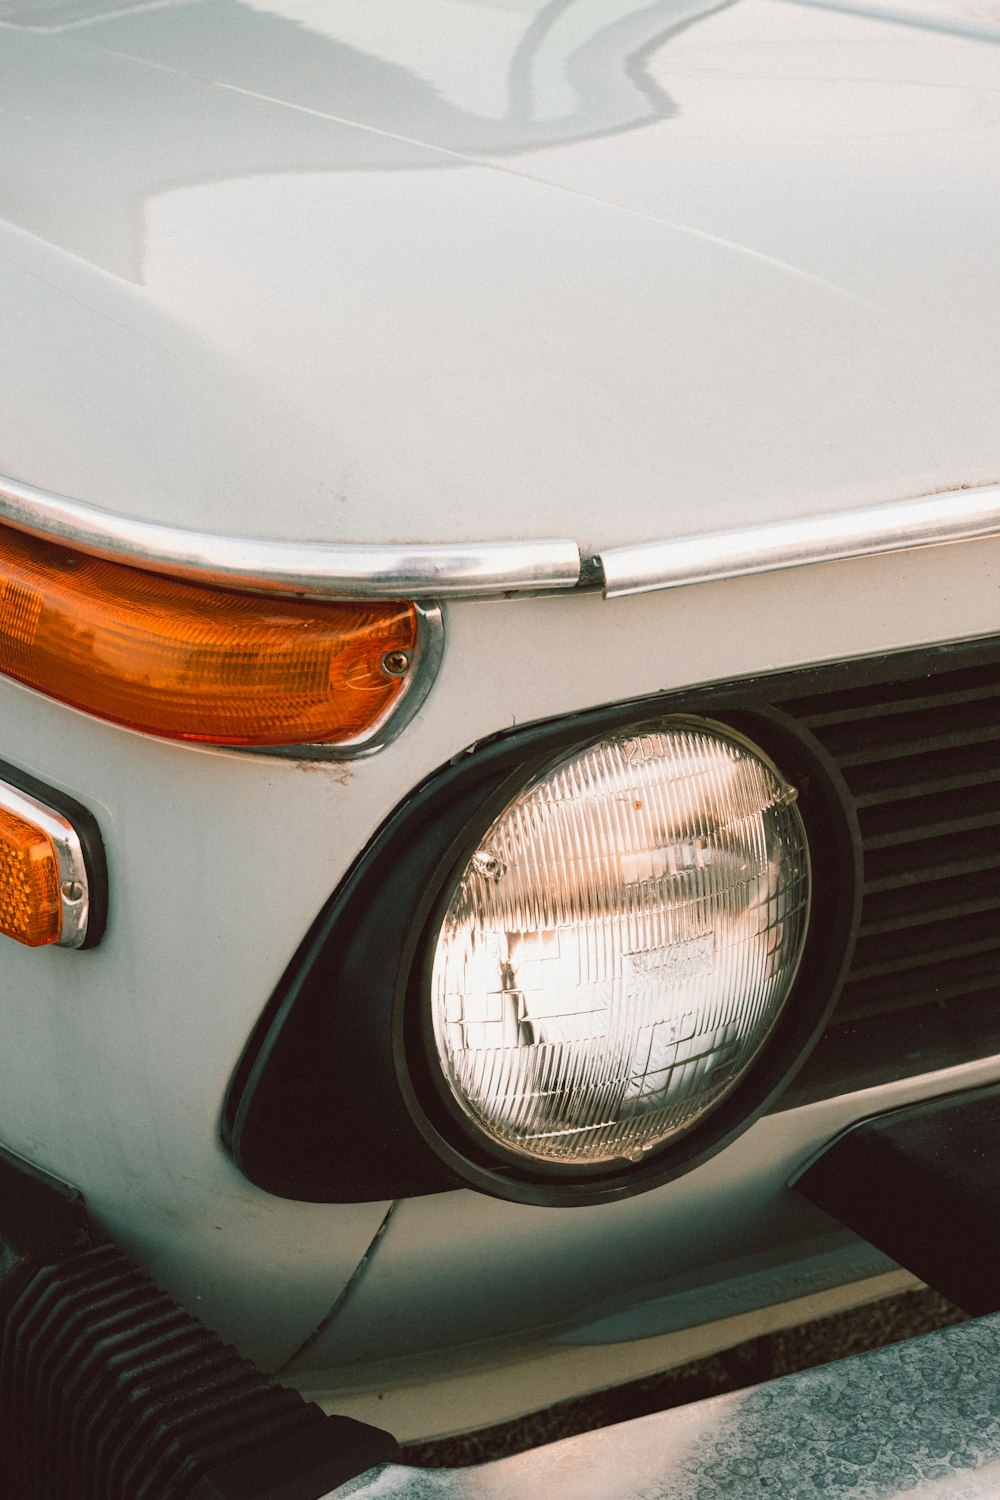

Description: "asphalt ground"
402 1288 966 1468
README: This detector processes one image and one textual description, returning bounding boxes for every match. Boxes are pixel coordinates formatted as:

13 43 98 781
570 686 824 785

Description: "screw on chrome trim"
380 650 412 678
61 881 84 903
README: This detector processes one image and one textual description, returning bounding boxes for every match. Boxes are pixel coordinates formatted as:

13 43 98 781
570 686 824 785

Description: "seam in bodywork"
277 1199 400 1375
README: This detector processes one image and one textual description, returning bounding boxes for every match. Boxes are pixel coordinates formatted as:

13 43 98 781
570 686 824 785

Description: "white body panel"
1 0 998 1438
2 0 999 548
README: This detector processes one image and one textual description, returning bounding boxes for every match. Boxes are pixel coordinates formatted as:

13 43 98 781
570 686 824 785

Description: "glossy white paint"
1 0 999 551
0 534 995 1388
1 0 999 1438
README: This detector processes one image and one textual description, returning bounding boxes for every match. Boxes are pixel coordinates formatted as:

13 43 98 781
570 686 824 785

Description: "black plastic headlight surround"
224 668 862 1208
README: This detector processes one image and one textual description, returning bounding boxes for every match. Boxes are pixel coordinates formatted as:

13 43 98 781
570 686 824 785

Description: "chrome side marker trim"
0 777 93 948
596 484 1000 598
0 476 581 600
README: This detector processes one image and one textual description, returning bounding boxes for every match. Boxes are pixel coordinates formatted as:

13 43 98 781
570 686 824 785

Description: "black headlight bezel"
224 666 863 1207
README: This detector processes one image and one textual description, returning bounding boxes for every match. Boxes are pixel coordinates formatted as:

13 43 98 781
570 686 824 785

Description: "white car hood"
1 0 999 550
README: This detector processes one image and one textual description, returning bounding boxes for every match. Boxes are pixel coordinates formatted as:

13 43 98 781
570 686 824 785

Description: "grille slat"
851 914 1000 981
860 783 1000 849
832 720 1000 770
863 830 1000 894
848 741 1000 806
795 676 1000 729
859 871 1000 937
837 956 1000 1022
776 644 1000 1055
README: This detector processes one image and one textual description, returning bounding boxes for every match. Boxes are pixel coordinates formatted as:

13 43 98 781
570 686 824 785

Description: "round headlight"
427 718 810 1171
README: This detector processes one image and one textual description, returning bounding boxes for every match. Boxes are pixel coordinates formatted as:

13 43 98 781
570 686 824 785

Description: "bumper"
2 1084 996 1496
337 1084 1000 1497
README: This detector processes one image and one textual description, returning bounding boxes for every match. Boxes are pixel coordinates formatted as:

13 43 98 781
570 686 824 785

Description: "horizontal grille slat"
863 828 1000 893
859 869 1000 937
783 660 1000 726
837 952 1000 1022
847 741 1000 806
773 641 1000 1075
793 676 1000 730
823 712 1000 769
860 783 1000 848
851 914 1000 981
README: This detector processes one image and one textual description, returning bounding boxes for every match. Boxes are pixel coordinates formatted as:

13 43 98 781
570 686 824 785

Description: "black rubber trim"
0 1143 399 1500
0 1145 91 1320
0 754 108 949
225 649 876 1204
793 1080 1000 1317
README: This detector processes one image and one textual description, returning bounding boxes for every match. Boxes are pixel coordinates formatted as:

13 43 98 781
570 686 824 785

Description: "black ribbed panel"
0 1243 398 1500
780 656 1000 1041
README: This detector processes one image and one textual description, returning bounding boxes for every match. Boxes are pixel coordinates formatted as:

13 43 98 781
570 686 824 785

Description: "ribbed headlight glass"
428 719 810 1169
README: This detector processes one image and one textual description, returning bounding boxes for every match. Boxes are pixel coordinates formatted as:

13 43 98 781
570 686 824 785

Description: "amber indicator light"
0 805 62 947
0 524 418 746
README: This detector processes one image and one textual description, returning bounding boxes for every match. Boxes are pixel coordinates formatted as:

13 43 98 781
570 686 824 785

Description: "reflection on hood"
0 0 730 276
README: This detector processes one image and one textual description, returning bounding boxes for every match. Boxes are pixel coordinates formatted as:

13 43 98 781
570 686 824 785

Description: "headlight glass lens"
428 719 810 1168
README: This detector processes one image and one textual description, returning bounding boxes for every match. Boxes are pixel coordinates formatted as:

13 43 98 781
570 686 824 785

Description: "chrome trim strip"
0 779 90 948
597 484 1000 598
0 476 581 599
7 473 999 608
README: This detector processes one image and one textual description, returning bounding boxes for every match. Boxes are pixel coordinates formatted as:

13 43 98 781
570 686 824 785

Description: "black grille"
777 651 1000 1102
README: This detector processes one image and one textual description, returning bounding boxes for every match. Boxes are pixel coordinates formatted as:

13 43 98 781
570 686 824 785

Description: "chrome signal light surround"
0 505 445 762
246 601 445 762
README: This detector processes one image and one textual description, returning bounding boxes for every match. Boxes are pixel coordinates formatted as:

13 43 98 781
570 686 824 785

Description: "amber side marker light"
0 524 421 748
0 805 62 946
0 770 100 949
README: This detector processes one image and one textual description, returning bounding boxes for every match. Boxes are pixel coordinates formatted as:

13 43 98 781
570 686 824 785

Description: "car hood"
1 0 999 551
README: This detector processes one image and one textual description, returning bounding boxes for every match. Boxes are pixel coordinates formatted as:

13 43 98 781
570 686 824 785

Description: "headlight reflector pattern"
429 719 810 1169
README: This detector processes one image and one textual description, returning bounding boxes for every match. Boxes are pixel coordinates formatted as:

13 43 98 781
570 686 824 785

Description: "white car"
1 0 999 1494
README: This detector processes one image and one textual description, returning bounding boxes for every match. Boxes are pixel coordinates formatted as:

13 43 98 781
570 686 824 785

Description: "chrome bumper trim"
597 483 1000 598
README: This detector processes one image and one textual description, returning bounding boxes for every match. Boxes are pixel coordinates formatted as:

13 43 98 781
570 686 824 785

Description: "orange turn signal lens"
0 805 62 947
0 524 420 747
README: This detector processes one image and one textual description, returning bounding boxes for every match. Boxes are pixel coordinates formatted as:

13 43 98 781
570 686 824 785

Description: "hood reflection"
1 0 730 278
6 0 726 153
